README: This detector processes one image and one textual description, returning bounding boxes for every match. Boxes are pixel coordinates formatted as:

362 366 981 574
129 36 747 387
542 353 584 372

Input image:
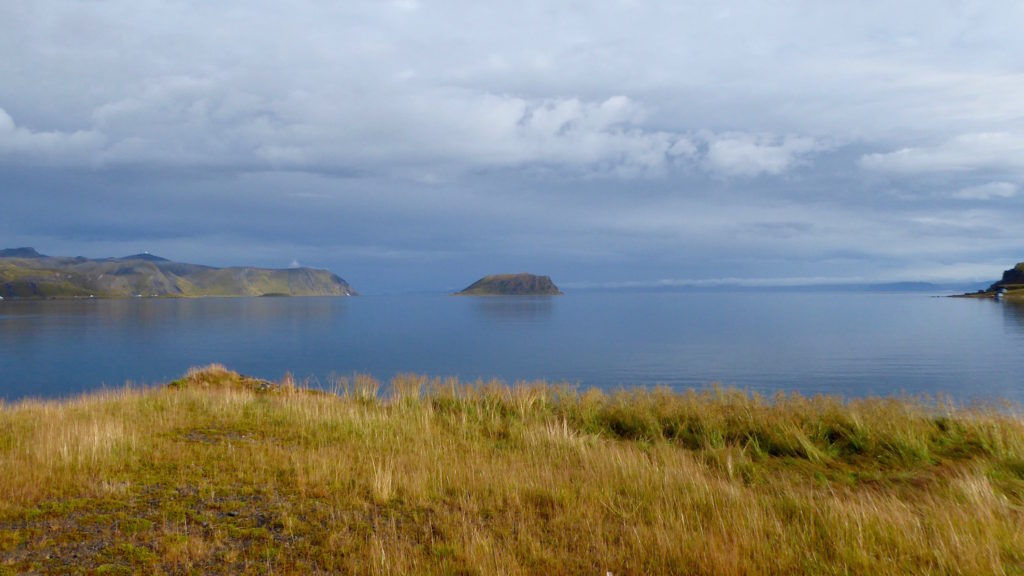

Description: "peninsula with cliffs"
956 261 1024 300
0 248 356 299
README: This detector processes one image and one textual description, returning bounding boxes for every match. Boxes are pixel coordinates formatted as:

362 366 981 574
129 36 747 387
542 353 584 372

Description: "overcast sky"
1 1 1022 292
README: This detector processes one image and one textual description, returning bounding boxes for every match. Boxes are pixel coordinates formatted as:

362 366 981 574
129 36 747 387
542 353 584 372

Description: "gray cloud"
1 84 789 179
951 181 1018 200
862 133 1024 174
2 1 1023 291
702 133 822 177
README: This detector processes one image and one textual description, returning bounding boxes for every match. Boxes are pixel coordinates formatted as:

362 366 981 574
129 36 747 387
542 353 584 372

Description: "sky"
1 1 1022 293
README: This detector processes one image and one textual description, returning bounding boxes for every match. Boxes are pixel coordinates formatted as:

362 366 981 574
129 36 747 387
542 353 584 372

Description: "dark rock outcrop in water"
0 248 356 299
456 273 563 296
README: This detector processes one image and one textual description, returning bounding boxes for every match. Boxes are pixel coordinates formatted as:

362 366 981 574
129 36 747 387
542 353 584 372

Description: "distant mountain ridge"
0 248 355 299
0 247 44 258
570 281 984 294
115 252 170 262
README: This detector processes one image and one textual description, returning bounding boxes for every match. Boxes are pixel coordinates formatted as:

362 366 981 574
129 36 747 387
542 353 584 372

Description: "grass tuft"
1 365 1023 574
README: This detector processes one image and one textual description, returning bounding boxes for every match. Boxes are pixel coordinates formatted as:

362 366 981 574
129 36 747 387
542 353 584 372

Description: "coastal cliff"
955 261 1024 299
0 248 356 298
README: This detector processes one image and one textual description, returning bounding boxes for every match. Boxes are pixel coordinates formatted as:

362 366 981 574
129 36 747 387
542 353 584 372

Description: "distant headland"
0 248 356 299
456 273 563 296
955 261 1023 300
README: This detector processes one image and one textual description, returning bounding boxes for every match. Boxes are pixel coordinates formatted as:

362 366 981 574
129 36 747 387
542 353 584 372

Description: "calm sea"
1 292 1022 402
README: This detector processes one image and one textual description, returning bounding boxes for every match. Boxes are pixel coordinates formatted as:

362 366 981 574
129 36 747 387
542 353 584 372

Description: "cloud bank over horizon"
1 1 1022 291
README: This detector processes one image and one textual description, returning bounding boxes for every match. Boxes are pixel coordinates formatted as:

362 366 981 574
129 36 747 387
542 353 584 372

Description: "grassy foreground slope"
2 367 1023 575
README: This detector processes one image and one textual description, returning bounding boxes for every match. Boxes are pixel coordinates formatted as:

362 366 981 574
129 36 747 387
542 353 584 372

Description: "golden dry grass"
1 366 1023 574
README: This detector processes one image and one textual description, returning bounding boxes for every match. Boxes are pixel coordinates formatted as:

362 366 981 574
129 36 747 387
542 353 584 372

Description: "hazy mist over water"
1 292 1021 403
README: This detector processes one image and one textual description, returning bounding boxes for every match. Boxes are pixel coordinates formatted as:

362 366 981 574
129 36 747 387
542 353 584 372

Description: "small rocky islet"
456 273 563 296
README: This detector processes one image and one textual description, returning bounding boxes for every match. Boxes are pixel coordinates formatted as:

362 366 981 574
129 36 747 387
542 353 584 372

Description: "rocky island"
0 248 356 298
456 273 563 296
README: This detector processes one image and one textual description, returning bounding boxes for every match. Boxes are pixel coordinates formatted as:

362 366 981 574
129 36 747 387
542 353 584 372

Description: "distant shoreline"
951 288 1024 300
0 293 354 302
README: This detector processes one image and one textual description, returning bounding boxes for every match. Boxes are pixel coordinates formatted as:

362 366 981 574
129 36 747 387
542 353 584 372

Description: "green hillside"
0 249 356 299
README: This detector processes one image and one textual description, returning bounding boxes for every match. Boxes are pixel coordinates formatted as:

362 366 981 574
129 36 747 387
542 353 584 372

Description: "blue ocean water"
1 292 1021 402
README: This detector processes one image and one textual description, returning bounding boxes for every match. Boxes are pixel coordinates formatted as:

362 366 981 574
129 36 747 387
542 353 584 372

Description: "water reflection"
4 293 1024 403
0 297 347 338
1003 300 1024 333
470 296 555 324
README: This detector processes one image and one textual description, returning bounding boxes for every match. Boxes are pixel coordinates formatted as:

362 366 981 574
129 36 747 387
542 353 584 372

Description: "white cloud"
391 0 419 12
702 133 821 177
0 107 104 164
8 82 800 178
951 181 1018 200
861 133 1024 174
